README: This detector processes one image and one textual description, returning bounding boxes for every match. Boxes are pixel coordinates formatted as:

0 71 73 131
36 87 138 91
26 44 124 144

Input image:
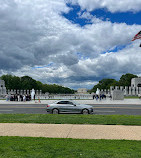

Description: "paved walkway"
1 98 141 105
0 123 141 140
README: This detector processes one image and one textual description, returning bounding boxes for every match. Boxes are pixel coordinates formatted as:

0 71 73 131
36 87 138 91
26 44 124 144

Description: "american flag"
132 31 141 41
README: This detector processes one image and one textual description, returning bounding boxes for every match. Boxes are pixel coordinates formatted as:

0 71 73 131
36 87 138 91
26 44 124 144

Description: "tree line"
0 75 75 94
90 73 138 92
0 73 138 94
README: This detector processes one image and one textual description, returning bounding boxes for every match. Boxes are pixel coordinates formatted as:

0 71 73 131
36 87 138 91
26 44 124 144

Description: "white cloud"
69 0 141 12
0 0 141 89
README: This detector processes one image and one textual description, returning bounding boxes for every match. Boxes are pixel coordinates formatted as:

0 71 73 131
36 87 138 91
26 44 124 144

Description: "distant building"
77 88 87 94
131 77 141 87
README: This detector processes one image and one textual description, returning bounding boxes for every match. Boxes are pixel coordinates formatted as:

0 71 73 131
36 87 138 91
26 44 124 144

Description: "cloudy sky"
0 0 141 90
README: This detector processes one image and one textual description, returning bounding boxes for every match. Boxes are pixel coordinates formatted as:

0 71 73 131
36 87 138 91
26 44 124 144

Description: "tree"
91 78 118 92
90 73 138 92
0 75 21 90
119 73 138 86
36 81 43 90
0 74 75 93
20 76 38 90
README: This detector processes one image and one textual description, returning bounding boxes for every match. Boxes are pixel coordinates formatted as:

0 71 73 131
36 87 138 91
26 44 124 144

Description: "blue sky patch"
76 52 89 60
91 9 141 25
107 44 128 53
32 63 54 69
62 4 141 26
62 4 91 26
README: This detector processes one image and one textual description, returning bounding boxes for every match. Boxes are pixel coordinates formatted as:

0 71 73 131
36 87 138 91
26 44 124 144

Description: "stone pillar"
30 90 32 95
14 89 16 94
11 89 14 94
110 86 114 94
124 86 128 96
17 90 19 95
129 87 131 95
8 89 10 94
136 87 139 95
36 90 39 95
111 86 114 90
139 87 141 94
132 87 135 96
24 90 26 94
27 90 29 94
107 89 110 95
120 86 123 91
40 90 42 95
104 89 106 95
20 90 23 95
115 86 119 90
2 87 6 95
0 88 2 95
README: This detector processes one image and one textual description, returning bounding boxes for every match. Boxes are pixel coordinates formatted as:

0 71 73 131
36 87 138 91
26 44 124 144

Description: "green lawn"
0 114 141 125
0 137 140 158
124 96 139 99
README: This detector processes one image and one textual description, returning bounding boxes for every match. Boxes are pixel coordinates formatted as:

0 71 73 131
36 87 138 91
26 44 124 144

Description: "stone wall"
5 90 93 99
6 89 42 96
111 90 124 100
110 86 141 96
131 77 141 87
4 86 141 98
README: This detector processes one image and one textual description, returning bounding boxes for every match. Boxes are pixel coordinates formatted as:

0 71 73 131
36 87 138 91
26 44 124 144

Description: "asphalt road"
0 104 141 115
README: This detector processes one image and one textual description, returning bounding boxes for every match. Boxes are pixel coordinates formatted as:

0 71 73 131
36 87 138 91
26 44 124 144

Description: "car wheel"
82 109 89 115
52 108 59 114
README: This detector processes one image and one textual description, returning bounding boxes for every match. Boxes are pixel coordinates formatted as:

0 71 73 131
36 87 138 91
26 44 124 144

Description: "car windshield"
71 101 79 105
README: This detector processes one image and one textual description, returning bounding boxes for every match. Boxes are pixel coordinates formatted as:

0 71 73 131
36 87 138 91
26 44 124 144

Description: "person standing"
34 94 35 101
18 95 20 102
23 95 26 102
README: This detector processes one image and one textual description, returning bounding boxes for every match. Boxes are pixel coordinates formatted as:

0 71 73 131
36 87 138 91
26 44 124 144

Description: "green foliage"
0 75 21 90
42 84 74 94
0 74 74 94
91 73 138 92
119 73 138 86
20 76 38 90
91 79 118 92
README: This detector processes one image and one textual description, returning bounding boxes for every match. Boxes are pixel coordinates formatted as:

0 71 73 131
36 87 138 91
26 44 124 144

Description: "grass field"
0 114 141 125
0 137 140 158
124 96 139 99
0 114 141 157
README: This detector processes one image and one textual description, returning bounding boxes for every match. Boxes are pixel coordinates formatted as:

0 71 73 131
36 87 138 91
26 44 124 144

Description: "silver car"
46 100 93 114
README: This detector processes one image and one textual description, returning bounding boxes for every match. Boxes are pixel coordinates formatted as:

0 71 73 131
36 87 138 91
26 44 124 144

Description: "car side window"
57 101 74 104
67 101 73 105
57 101 67 104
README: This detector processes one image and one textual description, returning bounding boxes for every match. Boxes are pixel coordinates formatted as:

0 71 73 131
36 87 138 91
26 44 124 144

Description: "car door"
65 101 79 113
56 101 69 113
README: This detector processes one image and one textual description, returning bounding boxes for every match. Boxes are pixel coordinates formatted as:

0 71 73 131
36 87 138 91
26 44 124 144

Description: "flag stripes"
132 31 141 41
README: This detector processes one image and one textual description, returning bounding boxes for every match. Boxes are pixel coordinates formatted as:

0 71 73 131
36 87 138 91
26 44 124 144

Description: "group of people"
93 94 107 100
5 94 35 102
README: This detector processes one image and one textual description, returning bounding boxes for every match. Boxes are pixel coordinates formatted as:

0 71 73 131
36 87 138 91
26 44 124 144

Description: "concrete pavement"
0 123 141 140
1 98 141 105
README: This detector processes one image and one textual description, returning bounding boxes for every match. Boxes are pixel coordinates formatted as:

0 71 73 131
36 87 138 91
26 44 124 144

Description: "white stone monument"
31 89 35 100
96 88 100 95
